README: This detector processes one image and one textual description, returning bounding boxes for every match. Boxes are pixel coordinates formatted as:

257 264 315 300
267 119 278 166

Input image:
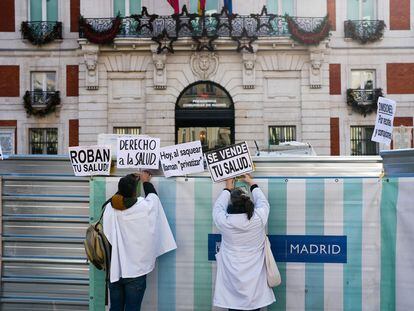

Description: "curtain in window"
190 0 198 13
205 0 218 13
267 0 294 15
130 0 141 15
347 0 359 20
114 0 125 16
267 0 278 14
30 0 42 21
46 0 58 21
362 0 374 20
281 0 294 15
115 0 141 16
348 0 375 20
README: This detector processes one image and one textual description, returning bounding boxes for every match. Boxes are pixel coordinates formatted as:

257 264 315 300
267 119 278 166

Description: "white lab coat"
213 187 276 310
103 193 177 283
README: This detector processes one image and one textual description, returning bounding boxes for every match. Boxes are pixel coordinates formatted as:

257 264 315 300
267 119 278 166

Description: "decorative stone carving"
152 52 167 89
190 52 219 80
83 45 99 90
242 52 256 89
309 49 324 89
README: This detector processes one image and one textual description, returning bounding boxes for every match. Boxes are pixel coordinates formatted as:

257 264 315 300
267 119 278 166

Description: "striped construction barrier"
89 176 414 311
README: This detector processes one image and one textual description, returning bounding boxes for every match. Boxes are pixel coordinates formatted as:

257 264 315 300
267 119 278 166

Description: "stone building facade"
0 0 413 156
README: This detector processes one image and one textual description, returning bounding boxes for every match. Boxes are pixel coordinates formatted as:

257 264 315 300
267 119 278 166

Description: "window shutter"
0 0 15 32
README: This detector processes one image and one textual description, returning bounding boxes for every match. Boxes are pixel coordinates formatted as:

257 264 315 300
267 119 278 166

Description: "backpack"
84 198 112 274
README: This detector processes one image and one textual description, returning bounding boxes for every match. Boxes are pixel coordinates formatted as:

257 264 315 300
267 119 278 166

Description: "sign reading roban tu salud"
68 146 112 176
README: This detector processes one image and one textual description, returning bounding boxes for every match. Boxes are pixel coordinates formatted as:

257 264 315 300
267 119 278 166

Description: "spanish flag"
198 0 206 15
167 0 180 14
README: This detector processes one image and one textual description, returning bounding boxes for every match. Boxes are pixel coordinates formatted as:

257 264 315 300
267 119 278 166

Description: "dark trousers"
109 275 146 311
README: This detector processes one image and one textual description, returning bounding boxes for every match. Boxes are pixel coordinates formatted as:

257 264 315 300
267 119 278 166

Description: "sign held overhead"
117 136 160 169
160 141 205 178
205 142 254 182
68 145 111 176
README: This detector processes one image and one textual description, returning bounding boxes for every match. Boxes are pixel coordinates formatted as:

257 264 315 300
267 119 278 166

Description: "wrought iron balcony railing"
344 20 385 44
21 21 63 45
348 89 376 104
79 11 325 39
26 91 59 105
347 88 383 116
23 91 61 117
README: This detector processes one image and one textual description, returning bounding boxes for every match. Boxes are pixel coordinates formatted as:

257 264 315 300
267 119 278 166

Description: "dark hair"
227 188 254 220
117 174 139 198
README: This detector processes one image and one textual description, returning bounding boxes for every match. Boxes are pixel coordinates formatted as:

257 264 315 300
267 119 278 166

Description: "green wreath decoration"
344 20 385 44
347 88 383 117
21 21 62 46
23 91 61 117
286 15 331 45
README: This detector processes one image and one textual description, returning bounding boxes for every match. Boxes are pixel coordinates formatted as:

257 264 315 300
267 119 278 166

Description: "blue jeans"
109 275 146 311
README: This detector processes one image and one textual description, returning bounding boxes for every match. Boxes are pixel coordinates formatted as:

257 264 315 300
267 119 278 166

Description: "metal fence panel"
0 157 89 310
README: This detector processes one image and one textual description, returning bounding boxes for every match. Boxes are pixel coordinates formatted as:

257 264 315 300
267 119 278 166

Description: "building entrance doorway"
175 81 234 152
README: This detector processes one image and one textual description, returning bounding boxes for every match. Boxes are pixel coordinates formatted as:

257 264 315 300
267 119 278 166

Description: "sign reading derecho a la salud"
117 136 160 169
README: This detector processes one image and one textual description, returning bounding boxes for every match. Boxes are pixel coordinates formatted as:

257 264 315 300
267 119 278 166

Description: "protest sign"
160 141 204 177
0 144 3 160
68 145 111 176
205 141 254 182
117 136 160 169
372 97 397 146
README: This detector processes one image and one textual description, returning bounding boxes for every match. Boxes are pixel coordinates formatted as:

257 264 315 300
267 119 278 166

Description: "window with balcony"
349 69 376 101
350 126 379 155
113 127 141 135
114 0 141 16
269 126 296 146
344 0 385 44
30 72 56 106
267 0 295 15
29 128 58 154
347 70 382 115
23 0 62 45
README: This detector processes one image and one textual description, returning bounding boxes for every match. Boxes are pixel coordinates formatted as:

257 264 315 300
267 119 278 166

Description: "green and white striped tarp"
89 177 414 311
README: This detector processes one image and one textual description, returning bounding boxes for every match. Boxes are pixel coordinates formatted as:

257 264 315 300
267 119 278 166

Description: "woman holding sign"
103 171 177 310
212 174 275 311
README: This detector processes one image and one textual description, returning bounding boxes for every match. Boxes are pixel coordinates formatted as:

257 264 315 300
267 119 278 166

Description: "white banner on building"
372 97 397 146
160 141 204 178
205 141 254 182
68 145 111 176
117 136 160 169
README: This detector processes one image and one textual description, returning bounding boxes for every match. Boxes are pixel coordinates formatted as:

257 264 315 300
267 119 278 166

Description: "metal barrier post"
89 177 106 311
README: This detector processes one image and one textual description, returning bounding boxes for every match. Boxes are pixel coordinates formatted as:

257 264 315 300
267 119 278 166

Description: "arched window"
175 81 234 152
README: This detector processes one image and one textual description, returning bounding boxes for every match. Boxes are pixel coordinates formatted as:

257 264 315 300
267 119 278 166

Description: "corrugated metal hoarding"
0 156 90 310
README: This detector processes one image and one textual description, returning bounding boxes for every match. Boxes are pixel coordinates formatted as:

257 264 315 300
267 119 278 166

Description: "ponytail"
242 195 254 220
228 189 255 220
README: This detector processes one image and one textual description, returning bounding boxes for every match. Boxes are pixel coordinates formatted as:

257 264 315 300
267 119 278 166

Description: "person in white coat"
213 174 276 311
103 171 177 311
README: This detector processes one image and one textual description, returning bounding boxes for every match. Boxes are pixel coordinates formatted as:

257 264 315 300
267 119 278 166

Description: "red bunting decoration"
286 15 330 45
79 15 122 45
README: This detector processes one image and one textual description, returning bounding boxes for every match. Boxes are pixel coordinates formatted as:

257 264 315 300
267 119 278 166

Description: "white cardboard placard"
68 145 111 176
117 136 160 169
372 97 397 146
